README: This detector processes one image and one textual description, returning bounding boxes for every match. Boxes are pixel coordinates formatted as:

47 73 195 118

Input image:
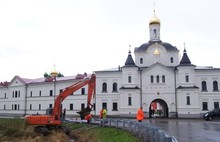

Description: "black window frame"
202 102 208 111
128 76 132 83
151 75 154 83
112 82 118 92
70 103 73 110
214 102 219 109
201 81 207 91
140 58 143 64
213 81 219 91
185 75 189 82
112 102 118 111
102 82 107 92
128 96 132 106
186 96 190 105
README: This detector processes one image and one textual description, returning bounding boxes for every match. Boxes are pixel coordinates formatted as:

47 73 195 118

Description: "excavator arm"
52 74 96 120
25 74 96 126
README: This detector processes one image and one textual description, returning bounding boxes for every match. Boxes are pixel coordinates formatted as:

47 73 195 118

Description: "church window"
128 96 132 106
112 82 118 92
153 29 157 38
186 96 190 105
185 75 189 82
128 76 132 83
70 104 73 110
39 104 41 110
39 91 41 96
49 104 52 108
30 91 32 97
81 88 85 94
4 93 6 98
201 81 207 91
102 82 107 92
202 102 208 110
156 75 160 83
170 57 174 63
15 91 18 98
112 102 118 111
140 58 143 64
30 104 32 110
214 102 219 109
4 105 6 110
102 102 107 110
49 90 53 96
15 104 17 110
151 75 154 83
213 81 219 91
162 75 165 83
81 103 85 110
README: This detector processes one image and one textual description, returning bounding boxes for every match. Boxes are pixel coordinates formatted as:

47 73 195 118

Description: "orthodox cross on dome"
153 0 156 14
149 0 161 42
50 64 58 77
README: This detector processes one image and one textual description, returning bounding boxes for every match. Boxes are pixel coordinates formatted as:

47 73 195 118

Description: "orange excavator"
25 74 96 134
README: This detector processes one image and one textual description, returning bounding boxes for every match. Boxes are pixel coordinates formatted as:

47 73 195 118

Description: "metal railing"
93 118 178 142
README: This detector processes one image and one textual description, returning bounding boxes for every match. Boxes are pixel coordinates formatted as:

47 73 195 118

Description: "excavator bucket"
77 107 92 119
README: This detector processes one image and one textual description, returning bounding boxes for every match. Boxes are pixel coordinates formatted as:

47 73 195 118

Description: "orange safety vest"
136 108 144 121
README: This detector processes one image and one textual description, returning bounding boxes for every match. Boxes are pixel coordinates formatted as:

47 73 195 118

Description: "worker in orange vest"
136 107 144 122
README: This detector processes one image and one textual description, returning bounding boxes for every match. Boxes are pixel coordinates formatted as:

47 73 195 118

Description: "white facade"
1 12 220 118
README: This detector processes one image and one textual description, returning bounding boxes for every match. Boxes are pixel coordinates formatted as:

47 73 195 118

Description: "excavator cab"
46 108 53 115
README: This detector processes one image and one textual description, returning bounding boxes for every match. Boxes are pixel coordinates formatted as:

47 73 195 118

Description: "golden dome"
50 65 58 77
50 70 58 77
149 12 160 25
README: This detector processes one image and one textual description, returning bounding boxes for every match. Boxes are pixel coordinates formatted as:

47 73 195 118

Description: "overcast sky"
1 0 220 81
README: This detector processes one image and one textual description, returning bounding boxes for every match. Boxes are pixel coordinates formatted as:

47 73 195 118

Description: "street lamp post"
50 66 58 104
53 76 56 102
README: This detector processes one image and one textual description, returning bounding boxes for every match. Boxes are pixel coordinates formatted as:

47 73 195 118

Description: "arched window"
213 81 219 91
162 75 165 83
153 29 157 38
151 75 154 83
112 82 118 92
185 75 189 82
201 81 207 91
140 58 143 64
102 82 107 92
156 75 160 83
128 76 132 83
170 57 174 63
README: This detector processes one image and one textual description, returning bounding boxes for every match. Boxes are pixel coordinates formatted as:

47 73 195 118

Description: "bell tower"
149 6 161 42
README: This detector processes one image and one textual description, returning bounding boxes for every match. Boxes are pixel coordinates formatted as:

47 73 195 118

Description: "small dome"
50 70 58 77
149 13 160 25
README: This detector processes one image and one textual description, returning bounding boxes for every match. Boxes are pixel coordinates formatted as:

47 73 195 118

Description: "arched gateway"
149 99 168 118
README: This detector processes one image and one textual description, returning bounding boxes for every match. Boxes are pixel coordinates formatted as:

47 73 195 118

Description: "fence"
92 118 178 142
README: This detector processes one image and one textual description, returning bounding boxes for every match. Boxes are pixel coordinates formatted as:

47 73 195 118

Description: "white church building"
1 11 220 118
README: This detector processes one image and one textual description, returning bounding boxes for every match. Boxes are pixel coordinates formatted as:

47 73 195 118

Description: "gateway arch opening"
149 99 168 118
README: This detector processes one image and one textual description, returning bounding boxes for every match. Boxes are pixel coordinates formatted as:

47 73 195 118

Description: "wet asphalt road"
144 118 220 142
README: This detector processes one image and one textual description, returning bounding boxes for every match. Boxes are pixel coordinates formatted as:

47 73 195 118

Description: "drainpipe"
174 68 178 118
139 67 143 107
